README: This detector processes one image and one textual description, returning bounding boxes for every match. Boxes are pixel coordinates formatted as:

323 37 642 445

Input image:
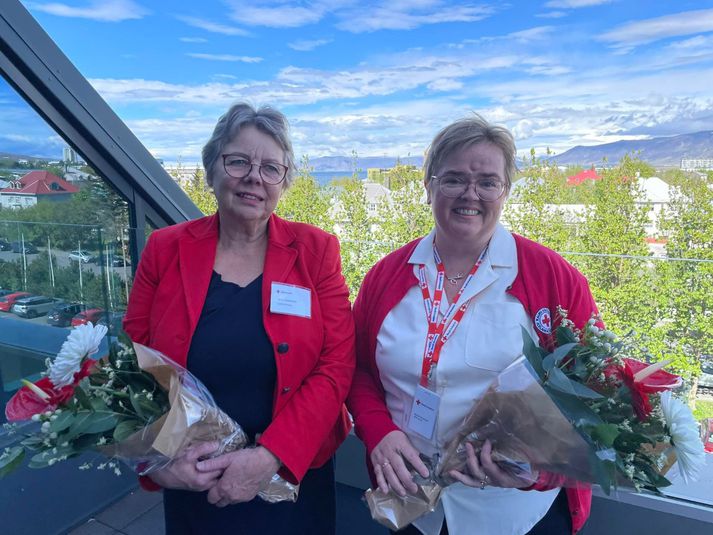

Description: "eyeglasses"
431 174 506 201
222 154 288 185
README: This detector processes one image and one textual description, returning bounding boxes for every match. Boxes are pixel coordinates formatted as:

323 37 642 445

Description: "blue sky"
4 0 713 164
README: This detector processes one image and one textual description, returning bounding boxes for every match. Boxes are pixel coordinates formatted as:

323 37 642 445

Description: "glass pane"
0 82 133 425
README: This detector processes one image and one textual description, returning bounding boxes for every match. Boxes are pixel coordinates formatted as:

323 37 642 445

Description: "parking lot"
0 247 131 281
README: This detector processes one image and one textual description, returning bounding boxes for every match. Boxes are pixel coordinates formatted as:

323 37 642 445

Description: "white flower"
48 322 108 388
660 391 706 484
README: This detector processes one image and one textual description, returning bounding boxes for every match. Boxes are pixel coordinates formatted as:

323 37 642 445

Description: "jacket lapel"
178 214 219 336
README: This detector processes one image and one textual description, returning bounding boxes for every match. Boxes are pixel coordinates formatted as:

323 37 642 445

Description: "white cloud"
427 79 464 91
536 11 567 19
600 8 713 48
335 3 496 33
507 26 555 43
176 15 251 36
187 53 263 63
180 37 208 43
25 0 148 22
544 0 612 8
225 0 333 28
288 39 332 51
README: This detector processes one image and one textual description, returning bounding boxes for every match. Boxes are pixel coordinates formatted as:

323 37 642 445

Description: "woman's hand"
196 446 281 507
371 430 430 496
148 441 224 491
449 440 538 489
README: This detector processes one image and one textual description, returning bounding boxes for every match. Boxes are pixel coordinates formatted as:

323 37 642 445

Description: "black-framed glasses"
431 174 506 201
222 154 288 185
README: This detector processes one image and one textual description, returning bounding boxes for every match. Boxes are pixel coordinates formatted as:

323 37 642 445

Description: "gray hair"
202 102 296 188
424 114 517 190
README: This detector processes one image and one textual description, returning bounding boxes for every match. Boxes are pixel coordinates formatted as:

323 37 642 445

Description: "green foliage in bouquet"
1 334 169 478
521 310 682 494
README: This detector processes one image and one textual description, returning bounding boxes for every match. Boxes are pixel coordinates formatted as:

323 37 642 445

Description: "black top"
186 271 275 442
163 271 336 534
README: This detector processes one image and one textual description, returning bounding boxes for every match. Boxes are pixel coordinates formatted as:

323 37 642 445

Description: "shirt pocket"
463 303 529 372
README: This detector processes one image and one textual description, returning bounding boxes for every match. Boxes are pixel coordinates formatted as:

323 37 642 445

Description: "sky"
4 0 713 165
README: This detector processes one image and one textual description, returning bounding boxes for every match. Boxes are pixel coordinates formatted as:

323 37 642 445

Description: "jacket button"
277 342 289 354
281 387 291 394
572 509 579 515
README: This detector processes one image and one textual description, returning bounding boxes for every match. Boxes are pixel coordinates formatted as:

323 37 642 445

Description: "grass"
693 399 713 421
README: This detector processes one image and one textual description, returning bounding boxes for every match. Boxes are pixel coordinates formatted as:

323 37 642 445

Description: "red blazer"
123 213 355 484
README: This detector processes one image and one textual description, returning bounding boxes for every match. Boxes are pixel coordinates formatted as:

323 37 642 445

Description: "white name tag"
408 385 441 439
270 282 311 318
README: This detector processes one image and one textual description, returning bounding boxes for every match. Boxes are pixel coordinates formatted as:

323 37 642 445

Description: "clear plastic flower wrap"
2 329 299 503
364 316 704 530
97 342 249 474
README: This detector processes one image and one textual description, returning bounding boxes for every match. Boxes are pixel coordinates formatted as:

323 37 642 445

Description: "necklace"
446 272 465 285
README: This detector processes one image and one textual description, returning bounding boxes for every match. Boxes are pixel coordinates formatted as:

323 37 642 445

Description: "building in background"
0 170 78 209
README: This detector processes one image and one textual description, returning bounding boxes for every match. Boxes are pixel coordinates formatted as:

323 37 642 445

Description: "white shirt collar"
408 223 514 267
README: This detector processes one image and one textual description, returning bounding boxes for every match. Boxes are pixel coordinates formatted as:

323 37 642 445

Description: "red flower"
605 358 682 420
4 359 97 422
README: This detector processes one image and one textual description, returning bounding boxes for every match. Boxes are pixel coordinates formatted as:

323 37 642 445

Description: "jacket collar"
407 223 514 268
178 212 298 334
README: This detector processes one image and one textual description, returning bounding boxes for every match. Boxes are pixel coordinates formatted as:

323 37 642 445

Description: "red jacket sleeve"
257 235 355 482
122 232 159 345
346 265 399 456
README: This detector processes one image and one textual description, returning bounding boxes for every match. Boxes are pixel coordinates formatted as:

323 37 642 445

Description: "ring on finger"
484 474 490 484
382 459 391 469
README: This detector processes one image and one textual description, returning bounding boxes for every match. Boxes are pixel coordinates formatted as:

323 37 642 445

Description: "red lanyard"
417 243 488 387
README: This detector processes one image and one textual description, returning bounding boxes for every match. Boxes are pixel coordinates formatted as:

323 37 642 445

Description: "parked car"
68 250 92 263
699 355 713 391
11 296 62 318
98 310 125 335
47 302 89 327
111 257 131 268
0 239 12 251
0 291 31 312
71 307 105 327
701 418 713 454
10 241 38 254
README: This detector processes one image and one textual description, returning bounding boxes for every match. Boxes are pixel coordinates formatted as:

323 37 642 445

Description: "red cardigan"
346 233 598 534
123 213 355 485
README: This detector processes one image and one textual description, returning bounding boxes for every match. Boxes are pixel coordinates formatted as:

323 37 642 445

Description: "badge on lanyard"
406 242 488 440
408 385 442 439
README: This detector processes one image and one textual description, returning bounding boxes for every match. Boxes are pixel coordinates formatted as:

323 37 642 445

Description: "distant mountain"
0 151 49 161
549 131 713 167
309 155 423 172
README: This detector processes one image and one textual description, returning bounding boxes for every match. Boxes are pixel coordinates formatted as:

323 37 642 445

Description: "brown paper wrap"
364 482 443 531
100 343 247 469
439 357 594 486
366 357 597 530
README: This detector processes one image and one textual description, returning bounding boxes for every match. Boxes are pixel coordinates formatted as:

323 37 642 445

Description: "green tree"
573 155 655 338
504 149 580 253
333 177 384 300
181 167 216 215
276 157 333 231
377 169 432 249
652 172 713 381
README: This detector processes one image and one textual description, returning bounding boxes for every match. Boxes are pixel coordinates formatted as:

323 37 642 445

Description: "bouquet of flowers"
366 309 706 529
0 323 297 502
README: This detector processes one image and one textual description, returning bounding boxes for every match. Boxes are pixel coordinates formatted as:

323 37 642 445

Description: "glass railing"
0 220 136 427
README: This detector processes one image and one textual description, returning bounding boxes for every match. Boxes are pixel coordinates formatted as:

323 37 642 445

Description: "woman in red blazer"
123 103 355 534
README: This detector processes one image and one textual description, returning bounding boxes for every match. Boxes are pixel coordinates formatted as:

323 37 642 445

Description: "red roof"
567 168 601 186
0 170 78 195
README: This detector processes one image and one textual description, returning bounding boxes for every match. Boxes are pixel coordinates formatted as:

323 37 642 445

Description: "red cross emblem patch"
534 307 552 334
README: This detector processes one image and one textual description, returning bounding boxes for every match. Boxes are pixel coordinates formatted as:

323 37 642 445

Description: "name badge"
407 385 441 439
270 282 311 318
